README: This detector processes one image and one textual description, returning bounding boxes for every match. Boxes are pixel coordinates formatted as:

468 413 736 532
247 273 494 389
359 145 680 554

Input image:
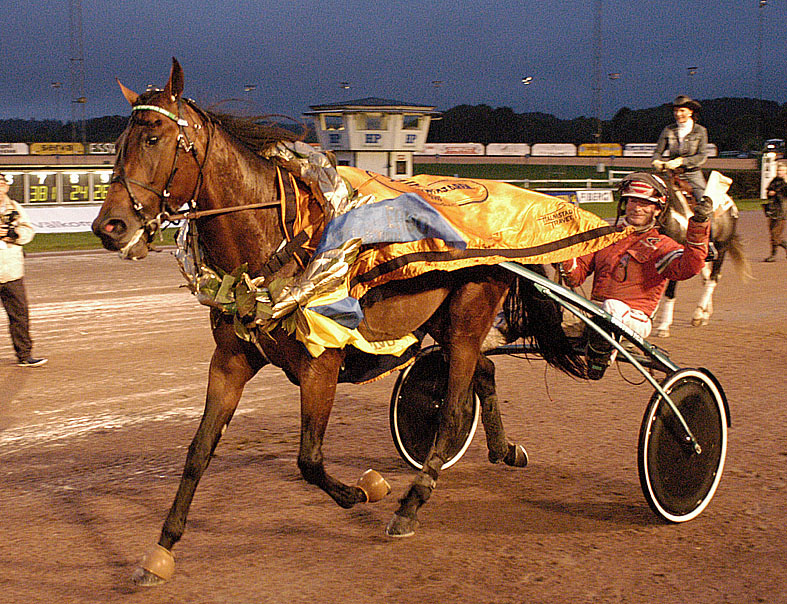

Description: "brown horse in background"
92 59 586 585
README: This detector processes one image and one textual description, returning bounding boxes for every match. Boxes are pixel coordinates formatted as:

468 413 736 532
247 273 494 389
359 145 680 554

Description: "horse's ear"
117 78 139 105
164 57 184 102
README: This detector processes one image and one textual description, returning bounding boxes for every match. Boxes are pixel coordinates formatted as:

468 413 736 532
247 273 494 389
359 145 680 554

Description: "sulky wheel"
638 368 729 523
390 346 479 471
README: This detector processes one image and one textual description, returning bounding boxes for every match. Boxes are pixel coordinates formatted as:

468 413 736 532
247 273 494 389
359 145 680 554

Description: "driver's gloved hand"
664 158 683 170
692 196 713 222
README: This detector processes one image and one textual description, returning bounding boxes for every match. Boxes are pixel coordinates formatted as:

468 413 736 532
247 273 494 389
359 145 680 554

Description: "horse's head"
92 58 208 259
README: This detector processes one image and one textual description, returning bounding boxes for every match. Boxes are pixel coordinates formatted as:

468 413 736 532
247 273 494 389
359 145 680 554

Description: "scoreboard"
0 169 113 205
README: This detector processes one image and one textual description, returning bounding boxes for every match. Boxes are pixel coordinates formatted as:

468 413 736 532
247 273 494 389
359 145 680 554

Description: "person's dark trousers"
0 278 32 361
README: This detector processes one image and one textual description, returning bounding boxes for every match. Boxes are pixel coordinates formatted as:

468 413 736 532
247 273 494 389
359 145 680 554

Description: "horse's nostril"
104 219 127 237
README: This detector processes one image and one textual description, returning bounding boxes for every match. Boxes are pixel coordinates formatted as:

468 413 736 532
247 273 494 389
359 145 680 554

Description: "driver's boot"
586 329 613 381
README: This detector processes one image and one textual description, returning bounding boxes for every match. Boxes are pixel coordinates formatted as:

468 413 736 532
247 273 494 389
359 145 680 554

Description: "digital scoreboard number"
92 171 112 202
28 172 57 203
63 171 91 202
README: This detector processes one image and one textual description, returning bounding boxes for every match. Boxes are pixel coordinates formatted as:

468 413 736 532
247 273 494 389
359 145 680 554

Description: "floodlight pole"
592 0 602 143
757 0 767 145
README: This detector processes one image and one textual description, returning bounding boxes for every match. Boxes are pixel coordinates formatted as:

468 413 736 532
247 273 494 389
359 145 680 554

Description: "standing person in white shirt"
651 95 708 204
0 174 47 367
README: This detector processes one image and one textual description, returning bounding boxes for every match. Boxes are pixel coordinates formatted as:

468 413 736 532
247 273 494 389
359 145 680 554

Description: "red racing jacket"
561 219 710 316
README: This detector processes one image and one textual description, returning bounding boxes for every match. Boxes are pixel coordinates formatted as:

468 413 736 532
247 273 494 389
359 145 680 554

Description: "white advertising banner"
0 142 29 155
88 142 116 154
623 143 657 157
25 205 101 233
417 142 485 155
576 189 614 204
530 143 577 157
625 142 718 157
486 143 530 156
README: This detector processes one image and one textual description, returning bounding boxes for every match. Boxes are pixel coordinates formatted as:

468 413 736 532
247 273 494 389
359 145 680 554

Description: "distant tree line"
1 97 784 153
427 98 787 152
0 116 127 145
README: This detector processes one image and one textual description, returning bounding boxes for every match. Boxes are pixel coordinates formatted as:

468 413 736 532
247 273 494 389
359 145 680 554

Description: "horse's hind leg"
474 355 527 467
387 338 478 537
387 278 507 538
295 347 369 509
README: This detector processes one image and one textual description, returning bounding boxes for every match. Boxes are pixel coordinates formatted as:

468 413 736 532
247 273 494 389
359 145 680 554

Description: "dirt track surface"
1 211 785 604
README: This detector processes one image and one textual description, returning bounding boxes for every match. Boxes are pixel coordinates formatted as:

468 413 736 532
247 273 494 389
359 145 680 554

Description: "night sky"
2 0 784 123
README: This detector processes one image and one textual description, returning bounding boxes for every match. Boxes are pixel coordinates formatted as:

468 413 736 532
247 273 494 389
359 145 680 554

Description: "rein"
160 200 281 222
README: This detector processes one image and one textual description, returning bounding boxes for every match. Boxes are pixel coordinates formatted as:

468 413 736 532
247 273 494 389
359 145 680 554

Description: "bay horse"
651 170 750 337
92 59 587 585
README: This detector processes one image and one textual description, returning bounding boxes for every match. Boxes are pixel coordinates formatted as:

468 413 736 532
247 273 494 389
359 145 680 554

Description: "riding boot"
764 245 778 262
586 328 613 381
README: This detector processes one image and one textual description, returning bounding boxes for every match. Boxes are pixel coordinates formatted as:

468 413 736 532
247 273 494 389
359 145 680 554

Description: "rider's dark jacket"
652 122 708 171
561 219 710 317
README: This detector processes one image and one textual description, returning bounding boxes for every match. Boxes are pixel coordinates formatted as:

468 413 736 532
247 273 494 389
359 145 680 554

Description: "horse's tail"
503 270 586 378
726 230 753 282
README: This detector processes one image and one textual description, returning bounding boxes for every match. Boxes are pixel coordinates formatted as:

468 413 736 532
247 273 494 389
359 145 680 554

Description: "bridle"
112 97 280 258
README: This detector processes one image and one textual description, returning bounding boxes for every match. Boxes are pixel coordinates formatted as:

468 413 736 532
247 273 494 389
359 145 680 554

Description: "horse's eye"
145 136 159 147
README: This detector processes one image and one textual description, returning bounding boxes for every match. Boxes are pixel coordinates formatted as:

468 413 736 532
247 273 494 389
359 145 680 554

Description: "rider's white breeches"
601 299 653 338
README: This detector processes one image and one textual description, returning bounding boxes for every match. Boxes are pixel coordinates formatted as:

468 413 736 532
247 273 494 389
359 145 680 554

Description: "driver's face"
624 197 661 226
673 107 693 123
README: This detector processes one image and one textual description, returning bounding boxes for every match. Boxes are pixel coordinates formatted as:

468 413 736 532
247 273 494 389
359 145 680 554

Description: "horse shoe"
356 469 391 503
137 544 175 583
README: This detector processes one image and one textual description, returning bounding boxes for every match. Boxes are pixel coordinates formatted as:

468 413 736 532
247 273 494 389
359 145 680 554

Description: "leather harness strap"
258 168 314 280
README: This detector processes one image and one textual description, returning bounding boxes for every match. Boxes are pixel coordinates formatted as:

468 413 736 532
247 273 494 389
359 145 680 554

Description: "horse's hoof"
386 513 417 538
503 443 528 468
655 328 670 338
132 544 174 586
356 469 391 503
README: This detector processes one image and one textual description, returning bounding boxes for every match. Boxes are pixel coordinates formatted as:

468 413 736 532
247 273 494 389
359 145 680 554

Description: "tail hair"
726 231 753 282
503 269 586 378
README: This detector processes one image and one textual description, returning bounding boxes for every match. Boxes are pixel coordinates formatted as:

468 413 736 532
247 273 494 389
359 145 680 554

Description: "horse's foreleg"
297 348 370 509
474 355 528 467
133 343 257 586
654 280 677 338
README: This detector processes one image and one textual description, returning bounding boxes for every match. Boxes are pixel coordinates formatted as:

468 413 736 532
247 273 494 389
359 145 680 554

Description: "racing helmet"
617 172 668 211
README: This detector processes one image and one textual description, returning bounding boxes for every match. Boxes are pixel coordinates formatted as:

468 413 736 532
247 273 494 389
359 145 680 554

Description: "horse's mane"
134 90 303 156
205 108 303 155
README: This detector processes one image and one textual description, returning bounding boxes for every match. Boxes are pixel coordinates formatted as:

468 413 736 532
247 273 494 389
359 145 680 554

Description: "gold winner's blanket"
320 167 631 300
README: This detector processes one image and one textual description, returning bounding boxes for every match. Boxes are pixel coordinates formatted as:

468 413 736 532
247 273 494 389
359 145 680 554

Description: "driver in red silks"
559 172 712 379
